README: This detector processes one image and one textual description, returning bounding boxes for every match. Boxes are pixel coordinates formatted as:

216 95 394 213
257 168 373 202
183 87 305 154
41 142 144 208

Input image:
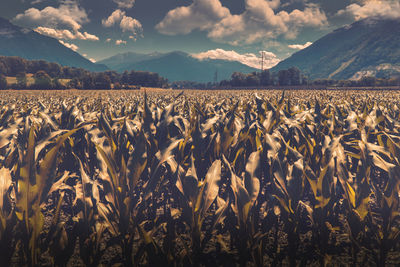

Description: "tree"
104 71 119 83
0 74 7 90
94 73 111 89
301 74 309 85
81 74 95 89
33 70 52 89
53 78 66 90
121 71 129 85
16 72 27 89
231 72 247 87
0 60 7 75
260 70 271 86
288 67 301 85
68 78 81 89
62 66 87 79
278 70 290 86
47 62 62 77
5 57 26 76
360 76 376 87
219 80 231 88
113 82 122 90
125 71 168 88
245 72 260 86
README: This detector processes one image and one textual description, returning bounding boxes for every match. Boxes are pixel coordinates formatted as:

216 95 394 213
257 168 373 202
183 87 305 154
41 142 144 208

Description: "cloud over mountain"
192 48 280 69
288 41 312 50
13 1 99 41
34 26 99 41
59 40 79 51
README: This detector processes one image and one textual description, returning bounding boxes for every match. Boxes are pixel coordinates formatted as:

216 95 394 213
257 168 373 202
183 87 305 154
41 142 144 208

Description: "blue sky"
1 0 399 68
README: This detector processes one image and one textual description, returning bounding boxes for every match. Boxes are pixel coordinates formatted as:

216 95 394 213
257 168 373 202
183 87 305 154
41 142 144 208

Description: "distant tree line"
216 68 399 89
67 71 168 90
218 67 307 87
170 68 306 89
0 56 87 78
0 55 399 90
0 56 169 90
171 81 216 90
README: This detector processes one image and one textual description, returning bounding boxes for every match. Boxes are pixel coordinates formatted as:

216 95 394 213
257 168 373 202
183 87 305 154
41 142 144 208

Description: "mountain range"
0 16 399 82
0 16 256 82
98 51 257 83
0 17 107 72
272 17 400 80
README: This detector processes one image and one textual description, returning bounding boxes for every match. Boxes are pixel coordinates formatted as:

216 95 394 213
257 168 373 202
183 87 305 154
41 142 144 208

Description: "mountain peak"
272 17 400 80
0 17 107 72
99 50 256 82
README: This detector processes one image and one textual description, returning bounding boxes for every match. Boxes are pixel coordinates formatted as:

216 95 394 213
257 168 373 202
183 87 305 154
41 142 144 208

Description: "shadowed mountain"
98 51 257 82
98 52 164 71
272 17 400 80
0 17 107 72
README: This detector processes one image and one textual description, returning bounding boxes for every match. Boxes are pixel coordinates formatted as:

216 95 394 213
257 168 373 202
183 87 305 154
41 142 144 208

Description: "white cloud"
13 2 99 41
191 48 280 69
156 0 327 45
31 0 46 4
113 0 135 9
81 53 96 63
120 16 142 34
102 9 143 35
208 1 328 45
288 41 312 50
155 0 230 35
59 40 79 51
102 9 125 27
34 26 99 40
115 39 127 45
337 0 400 20
14 2 88 31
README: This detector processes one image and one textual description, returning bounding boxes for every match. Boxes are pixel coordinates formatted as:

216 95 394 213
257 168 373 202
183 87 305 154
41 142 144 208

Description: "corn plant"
0 89 399 266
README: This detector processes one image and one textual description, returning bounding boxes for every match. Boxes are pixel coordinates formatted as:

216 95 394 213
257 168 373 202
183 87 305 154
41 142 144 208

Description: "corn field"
0 89 400 266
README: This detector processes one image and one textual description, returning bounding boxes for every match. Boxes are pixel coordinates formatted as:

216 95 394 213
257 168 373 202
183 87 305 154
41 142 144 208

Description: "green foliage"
0 90 399 266
0 74 6 90
33 70 53 89
0 56 169 89
16 72 27 88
